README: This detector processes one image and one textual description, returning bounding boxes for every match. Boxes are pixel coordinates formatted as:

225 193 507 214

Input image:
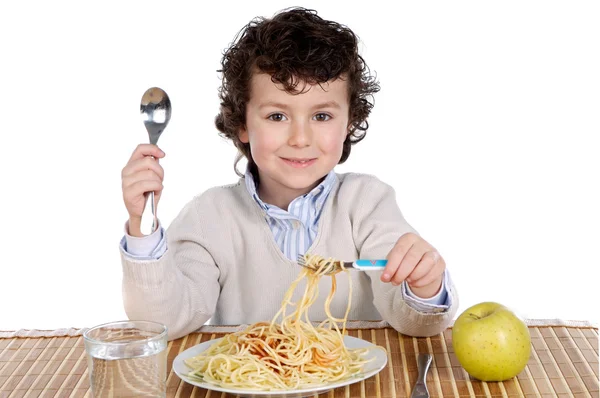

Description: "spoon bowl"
141 87 171 144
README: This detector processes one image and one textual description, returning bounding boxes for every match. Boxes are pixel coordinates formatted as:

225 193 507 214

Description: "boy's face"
241 73 350 201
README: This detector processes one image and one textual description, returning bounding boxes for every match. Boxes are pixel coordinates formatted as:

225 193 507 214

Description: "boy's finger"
408 258 445 288
125 179 164 198
391 245 423 285
129 144 165 161
406 250 439 283
122 171 163 190
397 232 419 246
381 239 412 283
122 156 165 179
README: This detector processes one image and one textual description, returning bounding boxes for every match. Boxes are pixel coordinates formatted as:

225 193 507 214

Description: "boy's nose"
288 122 312 147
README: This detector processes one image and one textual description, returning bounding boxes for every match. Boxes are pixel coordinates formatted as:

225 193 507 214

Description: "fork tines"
297 254 345 275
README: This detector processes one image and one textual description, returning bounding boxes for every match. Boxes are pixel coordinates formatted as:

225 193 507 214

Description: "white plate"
173 335 388 398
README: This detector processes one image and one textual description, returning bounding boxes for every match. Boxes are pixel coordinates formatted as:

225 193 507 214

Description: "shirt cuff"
120 220 167 260
402 269 451 313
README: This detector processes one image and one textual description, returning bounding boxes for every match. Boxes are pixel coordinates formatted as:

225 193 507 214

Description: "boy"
120 7 458 340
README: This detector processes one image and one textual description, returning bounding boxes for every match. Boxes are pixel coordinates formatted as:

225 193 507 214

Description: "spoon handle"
140 189 157 235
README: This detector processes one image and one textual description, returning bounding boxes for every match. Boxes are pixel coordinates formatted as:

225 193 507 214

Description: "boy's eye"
267 113 287 122
314 113 331 122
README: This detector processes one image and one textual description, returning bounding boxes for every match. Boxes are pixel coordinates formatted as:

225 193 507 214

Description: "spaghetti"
184 254 373 390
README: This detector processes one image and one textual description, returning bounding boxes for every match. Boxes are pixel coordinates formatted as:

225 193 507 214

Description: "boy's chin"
280 173 326 191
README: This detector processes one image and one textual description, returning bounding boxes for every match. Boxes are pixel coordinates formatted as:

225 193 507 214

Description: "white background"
1 1 598 332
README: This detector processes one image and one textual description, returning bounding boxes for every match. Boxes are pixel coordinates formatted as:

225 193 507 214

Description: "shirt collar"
244 168 337 212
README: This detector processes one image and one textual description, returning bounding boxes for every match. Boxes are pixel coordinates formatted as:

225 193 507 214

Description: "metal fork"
296 254 388 275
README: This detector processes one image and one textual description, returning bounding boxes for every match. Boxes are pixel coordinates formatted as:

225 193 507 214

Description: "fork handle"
353 260 388 270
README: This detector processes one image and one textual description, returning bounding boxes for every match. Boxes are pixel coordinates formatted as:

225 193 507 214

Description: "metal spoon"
411 353 433 398
139 87 171 235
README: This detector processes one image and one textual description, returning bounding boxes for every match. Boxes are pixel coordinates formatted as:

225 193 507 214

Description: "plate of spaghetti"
172 254 388 397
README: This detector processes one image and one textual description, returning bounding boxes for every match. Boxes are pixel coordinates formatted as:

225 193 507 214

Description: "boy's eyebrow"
258 101 342 110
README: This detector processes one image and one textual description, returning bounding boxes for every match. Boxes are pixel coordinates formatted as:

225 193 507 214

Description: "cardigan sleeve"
120 199 220 341
351 175 459 336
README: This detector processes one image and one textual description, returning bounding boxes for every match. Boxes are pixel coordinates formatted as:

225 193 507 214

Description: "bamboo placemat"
0 325 597 397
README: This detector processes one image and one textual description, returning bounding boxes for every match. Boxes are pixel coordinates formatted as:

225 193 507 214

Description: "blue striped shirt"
244 169 336 262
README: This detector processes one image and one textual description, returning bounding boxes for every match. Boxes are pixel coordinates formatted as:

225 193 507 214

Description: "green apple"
452 302 531 381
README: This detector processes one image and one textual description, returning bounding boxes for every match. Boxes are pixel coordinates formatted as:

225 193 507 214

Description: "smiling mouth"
282 158 315 163
281 157 317 168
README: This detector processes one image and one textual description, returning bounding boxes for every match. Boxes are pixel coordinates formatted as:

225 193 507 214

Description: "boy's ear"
239 127 249 143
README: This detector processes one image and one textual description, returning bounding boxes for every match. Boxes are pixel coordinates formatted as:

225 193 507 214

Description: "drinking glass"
83 320 168 397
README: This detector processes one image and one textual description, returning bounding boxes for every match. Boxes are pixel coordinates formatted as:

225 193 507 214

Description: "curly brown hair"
215 7 380 176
